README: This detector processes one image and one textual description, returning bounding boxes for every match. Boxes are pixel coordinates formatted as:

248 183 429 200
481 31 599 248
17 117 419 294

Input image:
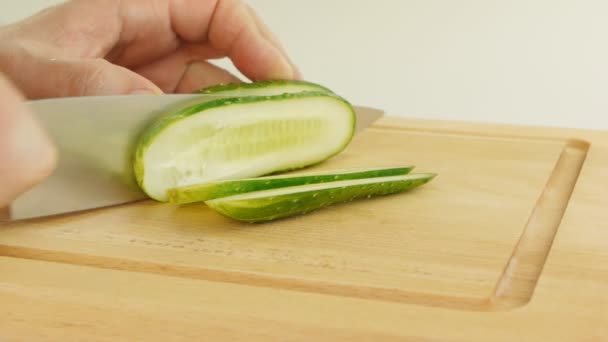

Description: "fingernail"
284 55 302 80
292 66 303 80
269 56 297 80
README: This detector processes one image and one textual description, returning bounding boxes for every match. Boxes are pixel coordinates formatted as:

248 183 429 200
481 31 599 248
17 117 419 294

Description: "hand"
0 0 300 99
0 73 56 208
0 0 298 207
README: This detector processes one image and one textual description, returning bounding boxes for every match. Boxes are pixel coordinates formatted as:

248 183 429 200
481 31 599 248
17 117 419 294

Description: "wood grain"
0 116 607 340
0 127 567 308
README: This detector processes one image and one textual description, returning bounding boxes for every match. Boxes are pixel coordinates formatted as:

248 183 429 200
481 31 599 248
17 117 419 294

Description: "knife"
6 94 384 221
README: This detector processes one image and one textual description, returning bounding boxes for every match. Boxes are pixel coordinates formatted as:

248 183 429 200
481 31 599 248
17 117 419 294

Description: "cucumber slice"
167 166 414 204
198 80 333 97
206 173 436 223
134 91 356 201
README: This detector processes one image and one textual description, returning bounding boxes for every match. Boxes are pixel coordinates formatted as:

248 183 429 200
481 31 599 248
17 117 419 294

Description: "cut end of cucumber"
205 173 436 223
134 91 356 201
132 79 437 220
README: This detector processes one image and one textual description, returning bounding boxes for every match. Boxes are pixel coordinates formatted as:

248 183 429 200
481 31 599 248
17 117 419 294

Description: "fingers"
244 4 301 80
1 0 299 99
138 60 240 94
0 73 57 207
175 62 241 93
2 47 163 98
6 0 124 59
135 44 240 93
208 0 297 80
48 58 163 96
171 0 299 81
7 0 299 87
0 38 163 98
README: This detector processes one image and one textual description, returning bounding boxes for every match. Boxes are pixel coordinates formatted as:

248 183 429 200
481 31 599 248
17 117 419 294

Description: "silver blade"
7 95 384 221
353 106 384 134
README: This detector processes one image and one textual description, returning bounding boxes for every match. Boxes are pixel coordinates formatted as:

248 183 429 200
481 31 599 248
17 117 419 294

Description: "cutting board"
0 116 607 341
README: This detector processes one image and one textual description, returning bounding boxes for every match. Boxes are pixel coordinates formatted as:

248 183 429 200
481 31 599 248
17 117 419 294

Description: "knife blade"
7 94 384 221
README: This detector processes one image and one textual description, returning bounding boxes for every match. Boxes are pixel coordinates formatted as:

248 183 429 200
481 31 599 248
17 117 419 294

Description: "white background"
2 0 607 130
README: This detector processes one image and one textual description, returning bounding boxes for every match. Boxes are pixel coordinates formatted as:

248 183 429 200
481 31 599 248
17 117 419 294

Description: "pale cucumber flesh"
206 173 436 223
167 166 414 204
134 92 355 201
133 80 437 220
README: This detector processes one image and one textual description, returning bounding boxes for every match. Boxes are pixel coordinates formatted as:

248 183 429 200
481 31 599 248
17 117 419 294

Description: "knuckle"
68 59 107 96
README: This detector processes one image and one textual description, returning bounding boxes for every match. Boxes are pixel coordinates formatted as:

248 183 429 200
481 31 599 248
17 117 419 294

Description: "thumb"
0 73 57 208
31 58 163 98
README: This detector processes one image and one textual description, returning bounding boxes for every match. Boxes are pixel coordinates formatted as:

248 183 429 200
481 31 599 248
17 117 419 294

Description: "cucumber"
133 91 356 201
205 173 436 223
167 166 414 204
198 80 333 97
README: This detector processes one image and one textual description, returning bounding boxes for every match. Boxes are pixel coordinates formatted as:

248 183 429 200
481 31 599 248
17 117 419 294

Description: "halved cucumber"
133 91 356 201
167 166 414 204
206 173 436 223
198 80 333 97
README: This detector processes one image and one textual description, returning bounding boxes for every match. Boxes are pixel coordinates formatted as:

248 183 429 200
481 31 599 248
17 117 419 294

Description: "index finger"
170 0 300 81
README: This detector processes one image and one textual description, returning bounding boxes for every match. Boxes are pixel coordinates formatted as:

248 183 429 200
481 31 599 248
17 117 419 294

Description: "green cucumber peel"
197 80 333 97
167 166 415 204
206 173 436 223
133 91 356 201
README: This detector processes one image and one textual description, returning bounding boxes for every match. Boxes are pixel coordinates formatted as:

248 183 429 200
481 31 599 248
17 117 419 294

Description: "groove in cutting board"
0 245 490 311
489 139 589 309
0 131 589 312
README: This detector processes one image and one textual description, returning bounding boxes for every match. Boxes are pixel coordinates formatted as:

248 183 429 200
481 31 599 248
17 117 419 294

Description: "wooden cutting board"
0 116 607 341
